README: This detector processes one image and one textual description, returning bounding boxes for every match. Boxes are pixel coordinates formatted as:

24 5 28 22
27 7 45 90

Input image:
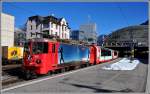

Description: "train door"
89 46 97 65
52 43 58 67
96 47 100 64
113 51 118 59
99 48 106 62
49 42 58 70
112 50 114 59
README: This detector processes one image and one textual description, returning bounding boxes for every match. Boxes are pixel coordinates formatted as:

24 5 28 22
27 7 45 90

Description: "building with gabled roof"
26 15 70 39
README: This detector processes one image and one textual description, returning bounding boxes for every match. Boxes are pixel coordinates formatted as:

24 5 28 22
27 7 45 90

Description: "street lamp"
129 29 134 63
130 39 137 62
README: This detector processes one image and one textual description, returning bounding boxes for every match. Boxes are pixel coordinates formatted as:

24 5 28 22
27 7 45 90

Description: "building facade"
79 23 97 44
1 13 14 46
97 35 107 46
14 28 26 46
26 15 70 39
70 30 85 41
104 24 148 47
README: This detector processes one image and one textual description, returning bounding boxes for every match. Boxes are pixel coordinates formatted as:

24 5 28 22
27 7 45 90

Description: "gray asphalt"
2 58 148 93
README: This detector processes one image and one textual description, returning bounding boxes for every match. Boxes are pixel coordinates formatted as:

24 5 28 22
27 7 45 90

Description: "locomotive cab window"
24 42 31 54
32 42 48 54
24 42 30 51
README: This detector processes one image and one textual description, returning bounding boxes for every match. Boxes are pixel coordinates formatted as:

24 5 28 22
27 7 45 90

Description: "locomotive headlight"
36 59 41 64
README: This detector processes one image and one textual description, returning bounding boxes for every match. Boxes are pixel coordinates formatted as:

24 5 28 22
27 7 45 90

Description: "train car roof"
97 46 112 50
26 38 88 47
27 38 57 42
99 46 118 52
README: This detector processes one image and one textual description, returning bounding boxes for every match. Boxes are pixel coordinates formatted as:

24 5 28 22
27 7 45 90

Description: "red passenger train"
90 45 118 65
23 38 118 79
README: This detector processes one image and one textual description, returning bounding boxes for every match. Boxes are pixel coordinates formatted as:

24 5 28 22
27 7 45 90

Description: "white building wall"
1 13 14 46
27 20 42 39
27 20 33 39
26 16 70 39
59 25 62 39
60 18 70 39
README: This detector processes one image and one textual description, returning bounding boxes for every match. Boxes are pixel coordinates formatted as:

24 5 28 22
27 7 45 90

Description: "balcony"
42 28 49 31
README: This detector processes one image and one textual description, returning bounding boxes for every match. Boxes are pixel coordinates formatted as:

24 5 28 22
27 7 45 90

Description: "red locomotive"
23 38 118 79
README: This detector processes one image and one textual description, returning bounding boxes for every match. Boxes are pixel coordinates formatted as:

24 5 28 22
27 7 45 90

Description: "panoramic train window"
101 49 111 56
107 50 111 56
105 50 109 56
101 48 105 56
32 42 48 54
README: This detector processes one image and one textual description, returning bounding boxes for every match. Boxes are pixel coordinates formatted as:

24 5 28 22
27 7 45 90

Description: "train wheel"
82 64 85 68
61 68 65 73
69 66 74 71
47 71 53 75
54 69 59 74
57 69 61 73
25 70 31 80
84 64 87 67
81 64 85 68
31 72 37 79
75 65 80 69
89 63 91 66
64 67 67 72
86 63 89 67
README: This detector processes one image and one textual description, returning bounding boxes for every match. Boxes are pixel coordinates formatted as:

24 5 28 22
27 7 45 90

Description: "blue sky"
2 2 148 35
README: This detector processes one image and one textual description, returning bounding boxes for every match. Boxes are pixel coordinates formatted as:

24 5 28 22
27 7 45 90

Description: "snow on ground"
102 58 140 70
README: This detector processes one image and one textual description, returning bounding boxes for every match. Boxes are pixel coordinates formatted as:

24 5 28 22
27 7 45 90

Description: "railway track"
2 64 24 87
2 64 22 71
2 63 85 88
2 58 121 89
